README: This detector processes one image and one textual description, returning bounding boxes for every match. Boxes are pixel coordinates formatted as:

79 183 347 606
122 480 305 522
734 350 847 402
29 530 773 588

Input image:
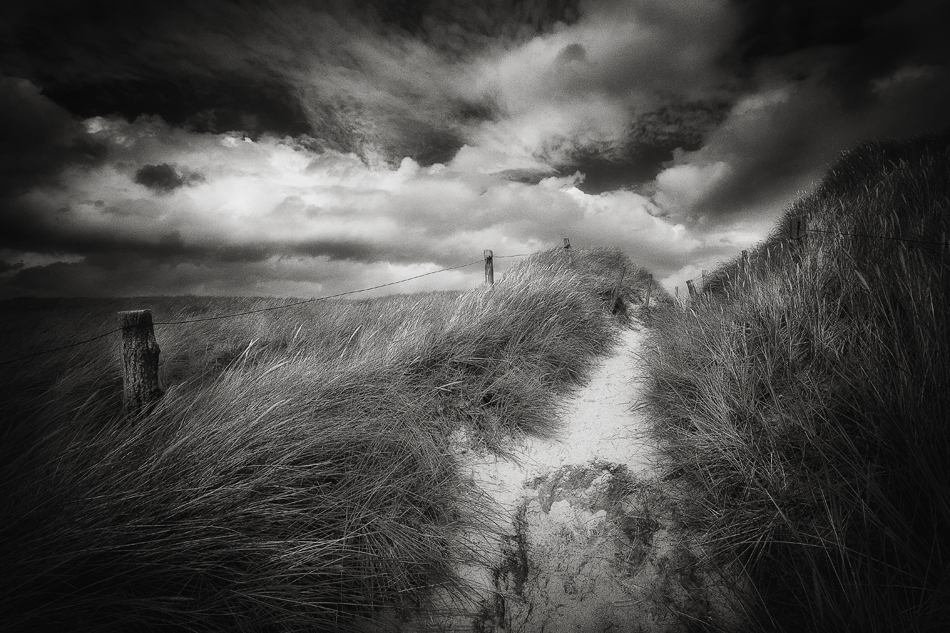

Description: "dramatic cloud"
1 0 949 298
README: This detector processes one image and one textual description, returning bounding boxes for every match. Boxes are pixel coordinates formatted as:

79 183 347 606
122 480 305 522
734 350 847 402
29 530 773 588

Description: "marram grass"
643 133 950 632
0 247 644 632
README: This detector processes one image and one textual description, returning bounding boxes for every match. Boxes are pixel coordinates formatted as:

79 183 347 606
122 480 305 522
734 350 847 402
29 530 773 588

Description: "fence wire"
1 251 544 366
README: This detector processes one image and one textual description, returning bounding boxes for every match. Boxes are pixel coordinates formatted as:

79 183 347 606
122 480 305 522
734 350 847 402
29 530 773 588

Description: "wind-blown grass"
642 134 950 631
0 247 638 632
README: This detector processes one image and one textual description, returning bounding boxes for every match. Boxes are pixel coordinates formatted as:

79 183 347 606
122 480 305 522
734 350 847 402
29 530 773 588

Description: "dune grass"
0 247 639 632
642 134 950 631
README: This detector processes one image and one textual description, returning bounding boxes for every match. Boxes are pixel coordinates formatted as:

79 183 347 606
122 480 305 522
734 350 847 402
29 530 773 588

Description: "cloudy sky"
2 0 949 299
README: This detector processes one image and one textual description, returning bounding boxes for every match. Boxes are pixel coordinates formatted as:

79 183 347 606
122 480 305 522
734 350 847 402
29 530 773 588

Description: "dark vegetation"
0 248 653 632
644 134 950 631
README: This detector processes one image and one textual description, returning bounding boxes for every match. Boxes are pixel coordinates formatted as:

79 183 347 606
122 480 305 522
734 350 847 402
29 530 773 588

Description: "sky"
2 0 949 299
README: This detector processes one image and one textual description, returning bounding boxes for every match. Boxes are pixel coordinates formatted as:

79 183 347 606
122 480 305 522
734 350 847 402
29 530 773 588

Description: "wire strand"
0 258 488 366
0 328 122 367
153 259 484 326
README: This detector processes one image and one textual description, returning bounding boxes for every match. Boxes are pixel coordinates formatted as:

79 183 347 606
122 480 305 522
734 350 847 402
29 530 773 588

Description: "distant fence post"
701 270 707 291
644 273 653 308
608 266 626 313
789 217 806 245
563 237 573 268
686 279 697 299
118 310 163 414
484 249 494 285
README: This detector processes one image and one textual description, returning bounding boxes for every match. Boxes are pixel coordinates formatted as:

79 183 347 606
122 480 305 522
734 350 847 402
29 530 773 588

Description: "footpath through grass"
643 134 950 632
0 247 654 632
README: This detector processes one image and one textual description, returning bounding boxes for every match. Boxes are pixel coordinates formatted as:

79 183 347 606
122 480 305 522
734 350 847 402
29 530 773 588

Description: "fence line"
0 247 554 369
673 217 949 303
154 258 485 326
0 327 124 367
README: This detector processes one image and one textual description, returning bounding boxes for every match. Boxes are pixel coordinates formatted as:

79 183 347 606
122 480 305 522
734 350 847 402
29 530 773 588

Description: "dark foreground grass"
0 247 640 632
642 134 950 631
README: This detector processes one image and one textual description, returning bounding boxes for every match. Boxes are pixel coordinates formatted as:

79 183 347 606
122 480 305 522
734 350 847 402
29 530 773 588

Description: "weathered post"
484 249 494 285
701 270 707 291
563 238 571 250
644 273 653 308
608 266 626 313
686 279 697 299
119 310 163 414
563 237 573 268
741 250 749 269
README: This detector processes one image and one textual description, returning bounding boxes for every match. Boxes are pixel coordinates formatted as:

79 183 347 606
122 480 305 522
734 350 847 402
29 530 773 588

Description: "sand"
390 318 735 633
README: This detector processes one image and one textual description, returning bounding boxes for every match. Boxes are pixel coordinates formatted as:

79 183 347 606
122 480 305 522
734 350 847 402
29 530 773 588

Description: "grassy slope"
643 134 950 631
0 247 651 632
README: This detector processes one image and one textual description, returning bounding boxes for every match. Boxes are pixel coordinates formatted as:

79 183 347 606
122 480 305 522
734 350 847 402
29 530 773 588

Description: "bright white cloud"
654 160 732 215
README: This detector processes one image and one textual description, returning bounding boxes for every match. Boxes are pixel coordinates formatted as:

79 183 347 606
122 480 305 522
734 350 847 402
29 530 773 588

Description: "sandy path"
402 321 701 633
382 319 737 633
467 324 656 517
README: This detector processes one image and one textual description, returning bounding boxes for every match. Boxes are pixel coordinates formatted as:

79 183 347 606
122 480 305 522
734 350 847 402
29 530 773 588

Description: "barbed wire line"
1 257 494 367
494 253 536 259
154 258 487 326
159 252 549 325
0 327 123 367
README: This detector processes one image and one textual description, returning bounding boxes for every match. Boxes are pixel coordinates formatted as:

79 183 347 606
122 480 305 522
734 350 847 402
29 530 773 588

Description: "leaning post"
118 310 163 414
686 279 697 299
484 249 494 285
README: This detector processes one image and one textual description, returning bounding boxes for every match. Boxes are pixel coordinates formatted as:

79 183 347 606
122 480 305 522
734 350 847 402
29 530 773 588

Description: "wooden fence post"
563 237 573 268
701 270 707 291
563 238 571 250
608 266 626 313
741 250 749 269
686 279 697 299
644 273 653 308
119 310 163 414
484 249 494 285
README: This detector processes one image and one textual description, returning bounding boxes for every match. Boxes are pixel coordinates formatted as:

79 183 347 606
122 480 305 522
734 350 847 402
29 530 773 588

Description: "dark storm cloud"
0 260 25 274
729 0 950 105
0 75 106 198
0 0 577 165
563 99 733 194
0 1 311 135
651 0 950 226
134 164 204 195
